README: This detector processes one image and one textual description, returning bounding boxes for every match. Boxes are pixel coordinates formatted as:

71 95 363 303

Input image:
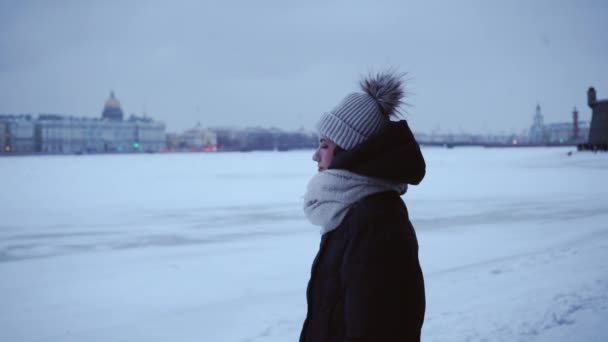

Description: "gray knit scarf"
303 169 407 235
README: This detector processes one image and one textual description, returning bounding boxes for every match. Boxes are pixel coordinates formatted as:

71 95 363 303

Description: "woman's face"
312 136 338 172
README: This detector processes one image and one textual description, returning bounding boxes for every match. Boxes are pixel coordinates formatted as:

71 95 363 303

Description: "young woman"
301 71 426 341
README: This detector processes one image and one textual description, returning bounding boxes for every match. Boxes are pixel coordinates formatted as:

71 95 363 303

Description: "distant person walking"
301 70 426 341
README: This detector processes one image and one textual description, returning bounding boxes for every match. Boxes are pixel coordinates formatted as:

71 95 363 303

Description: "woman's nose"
312 149 320 162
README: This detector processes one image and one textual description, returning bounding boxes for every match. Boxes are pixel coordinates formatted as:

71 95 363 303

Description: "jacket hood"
328 120 426 185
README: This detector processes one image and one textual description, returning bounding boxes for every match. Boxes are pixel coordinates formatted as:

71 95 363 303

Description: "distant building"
179 126 218 151
276 129 317 151
0 121 7 152
0 92 166 155
212 127 247 151
529 104 545 144
544 121 589 144
527 104 588 145
587 87 608 146
165 132 179 151
102 91 124 121
572 107 580 141
0 114 36 153
169 126 316 152
240 127 278 151
36 114 101 154
129 115 168 152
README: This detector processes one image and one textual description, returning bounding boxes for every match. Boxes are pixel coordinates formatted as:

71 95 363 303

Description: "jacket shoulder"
339 191 419 260
347 191 408 228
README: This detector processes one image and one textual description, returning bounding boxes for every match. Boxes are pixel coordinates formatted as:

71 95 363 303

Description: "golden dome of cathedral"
104 91 121 109
102 91 124 121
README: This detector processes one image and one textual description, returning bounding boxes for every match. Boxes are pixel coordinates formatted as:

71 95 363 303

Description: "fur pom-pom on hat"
315 70 407 150
359 71 406 117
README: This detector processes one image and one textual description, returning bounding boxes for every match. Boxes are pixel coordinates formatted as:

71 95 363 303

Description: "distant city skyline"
1 0 607 134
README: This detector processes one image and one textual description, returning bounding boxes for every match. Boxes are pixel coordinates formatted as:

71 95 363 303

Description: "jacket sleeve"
339 207 425 341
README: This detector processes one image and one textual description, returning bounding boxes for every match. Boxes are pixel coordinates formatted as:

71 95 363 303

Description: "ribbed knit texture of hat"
316 92 389 150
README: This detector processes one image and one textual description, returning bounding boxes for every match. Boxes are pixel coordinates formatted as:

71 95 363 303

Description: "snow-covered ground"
1 147 607 342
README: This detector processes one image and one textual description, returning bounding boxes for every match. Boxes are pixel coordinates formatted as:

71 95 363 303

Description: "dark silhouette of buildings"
579 87 608 151
168 125 317 152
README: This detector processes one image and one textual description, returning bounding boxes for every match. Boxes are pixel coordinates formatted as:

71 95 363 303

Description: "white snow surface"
1 147 607 342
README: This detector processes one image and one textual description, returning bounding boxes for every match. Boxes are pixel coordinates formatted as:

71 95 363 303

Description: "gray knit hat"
316 71 405 150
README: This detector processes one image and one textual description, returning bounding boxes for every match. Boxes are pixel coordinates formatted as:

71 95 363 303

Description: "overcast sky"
1 0 607 134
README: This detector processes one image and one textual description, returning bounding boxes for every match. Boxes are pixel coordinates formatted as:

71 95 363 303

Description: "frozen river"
1 147 607 341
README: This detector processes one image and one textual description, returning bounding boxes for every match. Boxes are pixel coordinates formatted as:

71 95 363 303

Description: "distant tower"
533 104 544 127
572 107 579 141
587 87 608 146
529 103 545 144
588 87 597 108
102 91 124 121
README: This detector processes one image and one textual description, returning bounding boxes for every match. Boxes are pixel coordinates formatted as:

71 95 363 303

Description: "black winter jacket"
300 120 426 342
